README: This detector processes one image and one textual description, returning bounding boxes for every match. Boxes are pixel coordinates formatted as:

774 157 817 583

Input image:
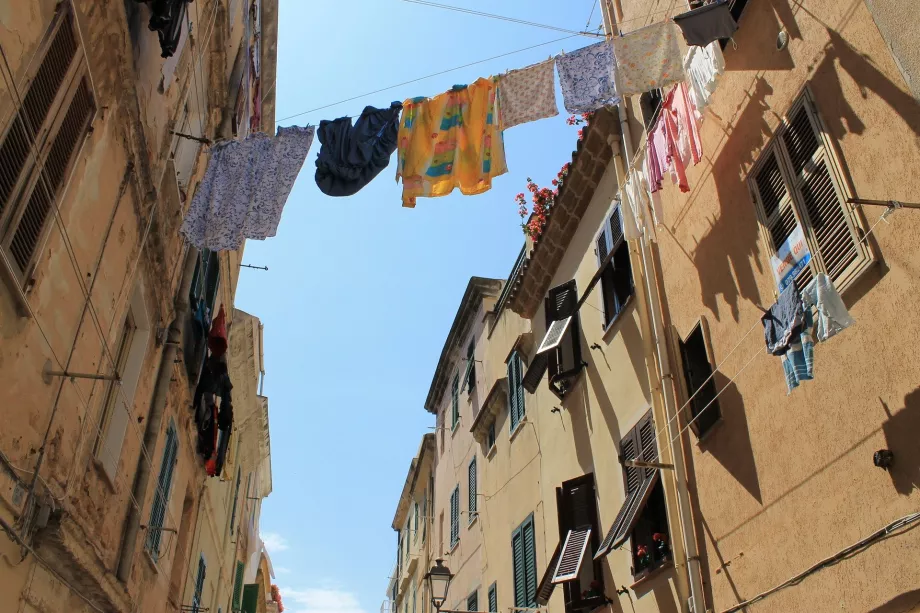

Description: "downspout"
602 5 707 613
117 246 200 582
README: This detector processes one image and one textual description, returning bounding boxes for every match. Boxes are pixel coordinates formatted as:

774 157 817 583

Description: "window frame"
554 474 605 613
675 320 722 438
450 485 460 549
467 590 478 613
511 513 538 610
488 583 498 613
594 201 634 331
145 420 179 559
451 374 460 432
747 88 873 296
192 554 207 611
545 281 584 398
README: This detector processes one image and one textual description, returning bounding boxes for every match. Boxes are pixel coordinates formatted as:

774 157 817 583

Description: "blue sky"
232 2 603 613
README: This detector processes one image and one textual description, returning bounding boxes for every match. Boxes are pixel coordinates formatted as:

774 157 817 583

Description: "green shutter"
241 584 259 613
511 525 526 607
515 354 525 422
412 582 417 613
488 583 497 613
192 555 206 607
507 356 519 431
468 457 477 519
146 423 178 557
451 375 460 429
230 468 242 532
467 591 478 612
450 487 459 547
522 515 537 608
414 502 419 541
232 561 244 611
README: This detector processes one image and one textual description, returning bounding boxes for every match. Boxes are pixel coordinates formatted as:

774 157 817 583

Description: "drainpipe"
602 9 707 613
117 246 199 582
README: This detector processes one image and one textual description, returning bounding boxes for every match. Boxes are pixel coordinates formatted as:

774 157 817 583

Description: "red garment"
205 403 218 476
208 305 228 357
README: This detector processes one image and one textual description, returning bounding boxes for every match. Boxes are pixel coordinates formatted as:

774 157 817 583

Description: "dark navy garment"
315 102 403 197
762 280 805 356
673 0 738 47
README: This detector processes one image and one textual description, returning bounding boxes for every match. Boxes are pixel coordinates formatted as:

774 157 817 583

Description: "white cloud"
281 588 367 613
262 532 290 552
275 566 292 575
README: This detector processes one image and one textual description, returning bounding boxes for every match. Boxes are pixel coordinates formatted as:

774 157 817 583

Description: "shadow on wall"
722 0 795 72
866 589 920 613
880 388 920 496
698 376 762 504
689 76 775 323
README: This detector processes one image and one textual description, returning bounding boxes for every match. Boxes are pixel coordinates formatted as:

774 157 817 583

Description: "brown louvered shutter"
0 4 94 282
552 527 592 583
535 541 561 605
779 100 867 285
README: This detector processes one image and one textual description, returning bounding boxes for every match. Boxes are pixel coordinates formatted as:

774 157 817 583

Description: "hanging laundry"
396 78 507 208
646 114 670 195
801 273 855 342
685 42 725 114
208 304 228 358
314 102 403 197
612 22 686 97
555 41 620 114
623 168 658 241
642 155 664 225
149 0 189 58
663 82 703 175
672 0 738 48
782 308 815 394
762 281 805 356
180 125 314 251
497 59 559 130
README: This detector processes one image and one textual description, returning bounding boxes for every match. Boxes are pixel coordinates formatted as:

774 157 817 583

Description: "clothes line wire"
274 33 582 123
400 0 605 38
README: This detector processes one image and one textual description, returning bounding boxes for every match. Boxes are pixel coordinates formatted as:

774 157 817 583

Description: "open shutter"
780 101 866 285
232 561 245 611
513 354 525 421
507 355 520 430
451 375 460 429
552 527 592 583
450 487 459 546
535 542 562 605
522 352 548 394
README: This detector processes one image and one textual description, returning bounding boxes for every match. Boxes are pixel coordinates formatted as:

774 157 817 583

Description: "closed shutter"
450 487 459 547
146 423 178 557
232 561 245 611
241 584 259 613
414 502 419 541
468 457 477 518
230 468 242 531
488 583 498 613
421 490 427 542
507 353 521 431
451 375 460 429
1 4 95 282
192 555 206 608
535 542 561 605
522 515 537 608
467 591 478 612
512 524 526 608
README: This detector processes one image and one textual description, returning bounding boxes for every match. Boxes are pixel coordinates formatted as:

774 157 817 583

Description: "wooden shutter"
488 583 497 613
522 515 538 608
512 524 527 607
192 555 206 606
232 561 245 611
450 487 459 546
230 468 242 531
146 423 178 557
513 354 525 423
751 147 805 278
552 527 592 583
451 375 460 429
241 584 259 613
421 490 428 542
507 355 520 430
522 352 548 394
468 457 477 518
467 591 478 612
535 542 561 605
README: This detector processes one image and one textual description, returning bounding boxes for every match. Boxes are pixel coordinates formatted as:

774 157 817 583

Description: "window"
229 468 242 532
232 561 245 612
678 323 721 437
463 339 476 393
185 249 220 376
487 422 496 450
192 554 206 612
451 374 460 430
405 520 410 558
639 89 663 130
397 531 402 578
536 475 604 611
522 281 584 398
506 352 525 431
146 421 179 559
450 486 460 548
467 590 478 612
422 486 428 542
511 514 538 610
170 98 206 188
468 457 477 522
414 501 420 542
595 203 633 328
488 583 497 613
595 411 670 579
0 3 96 286
749 91 870 294
412 583 417 613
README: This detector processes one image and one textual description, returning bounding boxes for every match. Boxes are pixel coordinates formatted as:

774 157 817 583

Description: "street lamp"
425 559 453 612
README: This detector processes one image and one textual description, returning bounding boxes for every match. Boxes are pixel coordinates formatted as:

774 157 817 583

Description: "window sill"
602 296 634 340
487 444 497 459
91 458 118 494
629 558 673 590
449 540 460 555
451 423 460 438
509 417 528 443
468 513 479 528
142 549 161 574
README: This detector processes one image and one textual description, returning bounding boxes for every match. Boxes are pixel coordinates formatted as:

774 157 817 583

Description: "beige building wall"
609 0 920 611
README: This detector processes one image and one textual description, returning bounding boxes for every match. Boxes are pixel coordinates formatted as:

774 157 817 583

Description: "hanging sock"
685 42 725 114
556 41 620 113
801 273 855 342
612 22 686 97
497 59 559 130
672 0 738 48
396 78 507 208
180 125 314 251
315 102 403 197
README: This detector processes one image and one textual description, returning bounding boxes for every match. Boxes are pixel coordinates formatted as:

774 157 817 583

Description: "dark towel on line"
673 0 738 47
315 102 403 197
762 280 804 356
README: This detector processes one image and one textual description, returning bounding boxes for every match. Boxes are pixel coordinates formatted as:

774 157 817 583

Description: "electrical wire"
274 33 582 123
719 512 920 613
400 1 605 38
585 0 600 31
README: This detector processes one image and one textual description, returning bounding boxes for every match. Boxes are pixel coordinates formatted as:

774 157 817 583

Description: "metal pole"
847 197 920 210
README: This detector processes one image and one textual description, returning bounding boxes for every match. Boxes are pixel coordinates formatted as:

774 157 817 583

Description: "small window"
506 352 525 431
397 531 403 578
421 489 428 542
487 422 496 450
232 561 245 612
146 421 179 559
450 486 460 548
639 89 663 130
192 554 207 610
451 374 460 431
595 203 633 328
678 323 721 437
464 339 477 393
229 467 242 532
595 411 671 579
511 514 538 609
468 457 477 522
413 501 420 542
467 590 478 612
488 583 498 613
748 91 871 293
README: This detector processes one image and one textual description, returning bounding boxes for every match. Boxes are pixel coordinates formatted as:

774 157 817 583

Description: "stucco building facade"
0 1 277 612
